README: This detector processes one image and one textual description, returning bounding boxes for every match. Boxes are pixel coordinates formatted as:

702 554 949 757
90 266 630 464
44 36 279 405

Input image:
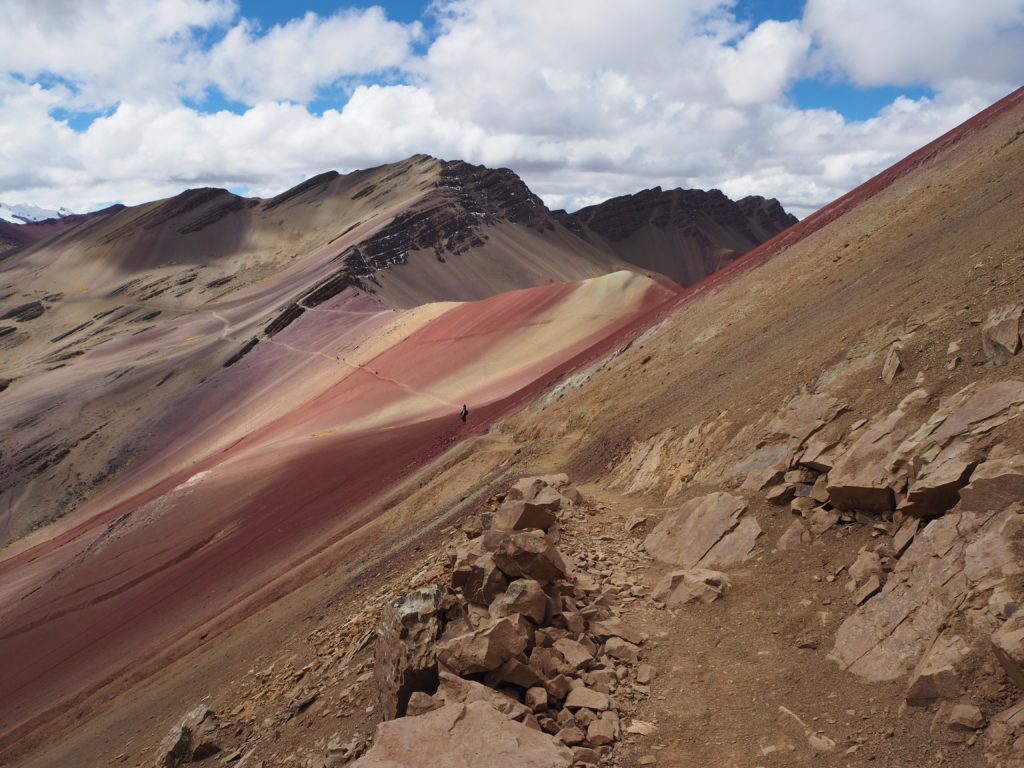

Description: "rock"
436 617 529 675
808 507 839 536
624 515 649 532
604 637 641 663
483 529 570 583
853 574 882 606
946 703 985 730
556 726 585 745
490 579 547 624
900 441 978 517
406 691 444 716
374 586 448 720
155 705 219 768
436 670 532 721
848 550 883 586
982 305 1023 364
882 342 903 384
626 719 657 736
586 618 646 646
764 484 795 504
508 477 549 502
492 499 557 532
831 506 1024 683
905 632 971 705
800 438 839 473
643 492 760 568
651 569 730 606
827 408 908 511
891 517 919 556
572 746 604 765
452 544 509 606
564 687 610 712
959 451 1024 513
351 701 573 768
553 638 593 671
636 665 656 685
767 393 847 447
776 519 809 551
526 687 549 713
992 613 1024 689
587 712 619 746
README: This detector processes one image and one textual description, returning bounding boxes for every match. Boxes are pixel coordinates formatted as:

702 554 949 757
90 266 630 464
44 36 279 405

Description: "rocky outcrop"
368 474 646 765
154 705 220 767
374 586 448 720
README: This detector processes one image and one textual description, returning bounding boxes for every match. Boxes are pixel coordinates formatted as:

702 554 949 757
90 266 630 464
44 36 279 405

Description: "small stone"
947 703 985 731
525 687 548 714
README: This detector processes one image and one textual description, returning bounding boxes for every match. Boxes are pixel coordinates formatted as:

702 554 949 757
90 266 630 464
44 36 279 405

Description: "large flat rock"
643 492 759 568
352 701 573 768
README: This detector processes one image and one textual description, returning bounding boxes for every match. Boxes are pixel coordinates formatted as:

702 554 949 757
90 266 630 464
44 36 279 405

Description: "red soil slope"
0 271 675 744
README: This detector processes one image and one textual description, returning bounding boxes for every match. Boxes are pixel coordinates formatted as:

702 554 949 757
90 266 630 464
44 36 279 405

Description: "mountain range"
1 86 1022 768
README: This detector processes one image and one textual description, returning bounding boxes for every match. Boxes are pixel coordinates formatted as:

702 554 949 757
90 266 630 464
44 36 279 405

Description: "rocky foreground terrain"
0 86 1022 768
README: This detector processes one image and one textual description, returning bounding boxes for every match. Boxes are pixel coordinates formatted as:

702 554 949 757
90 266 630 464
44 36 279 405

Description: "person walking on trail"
460 404 469 422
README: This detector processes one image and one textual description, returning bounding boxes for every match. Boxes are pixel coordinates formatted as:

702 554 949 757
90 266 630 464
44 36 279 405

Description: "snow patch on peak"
0 202 75 224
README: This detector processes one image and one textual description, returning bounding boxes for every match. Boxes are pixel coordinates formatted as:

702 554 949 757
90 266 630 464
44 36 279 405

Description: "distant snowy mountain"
0 202 75 224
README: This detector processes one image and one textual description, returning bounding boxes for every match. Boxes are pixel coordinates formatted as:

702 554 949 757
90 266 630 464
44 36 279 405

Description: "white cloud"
207 8 420 103
0 0 1019 218
804 0 1024 89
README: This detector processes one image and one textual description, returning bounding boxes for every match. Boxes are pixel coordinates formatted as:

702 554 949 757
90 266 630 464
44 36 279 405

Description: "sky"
0 1 1021 218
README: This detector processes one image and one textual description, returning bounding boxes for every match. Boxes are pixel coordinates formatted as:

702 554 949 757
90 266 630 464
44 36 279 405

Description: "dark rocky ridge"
556 186 797 285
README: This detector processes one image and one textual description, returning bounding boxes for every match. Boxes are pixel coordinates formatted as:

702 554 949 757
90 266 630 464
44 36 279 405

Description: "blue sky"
0 0 1020 216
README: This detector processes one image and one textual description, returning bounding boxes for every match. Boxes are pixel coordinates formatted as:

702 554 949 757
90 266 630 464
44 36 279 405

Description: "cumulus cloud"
207 8 420 103
804 0 1024 89
0 0 1019 217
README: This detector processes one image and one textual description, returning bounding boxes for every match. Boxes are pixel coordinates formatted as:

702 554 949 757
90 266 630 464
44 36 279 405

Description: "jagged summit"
557 185 797 285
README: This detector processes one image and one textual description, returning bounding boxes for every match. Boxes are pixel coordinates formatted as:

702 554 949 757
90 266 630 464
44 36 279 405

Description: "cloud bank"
0 0 1020 216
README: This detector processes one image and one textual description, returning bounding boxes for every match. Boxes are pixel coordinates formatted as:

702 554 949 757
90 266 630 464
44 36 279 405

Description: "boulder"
351 701 573 768
436 670 531 722
374 586 447 720
959 451 1024 513
982 305 1023 364
564 687 610 712
492 500 557 532
482 529 570 583
651 569 730 606
436 617 529 676
552 638 593 671
604 637 641 663
643 492 760 568
406 692 444 717
587 712 619 746
508 477 549 502
490 578 547 624
155 705 219 768
827 408 907 511
946 703 985 730
900 440 978 517
452 543 509 606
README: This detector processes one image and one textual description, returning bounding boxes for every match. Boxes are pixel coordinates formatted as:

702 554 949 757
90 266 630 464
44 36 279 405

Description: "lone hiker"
460 404 469 422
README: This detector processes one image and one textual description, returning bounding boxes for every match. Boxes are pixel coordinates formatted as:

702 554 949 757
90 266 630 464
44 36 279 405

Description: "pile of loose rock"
359 474 648 767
